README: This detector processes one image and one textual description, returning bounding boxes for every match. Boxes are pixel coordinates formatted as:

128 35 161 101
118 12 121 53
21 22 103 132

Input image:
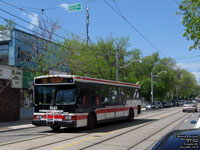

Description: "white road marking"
192 114 194 117
184 119 188 123
195 118 200 128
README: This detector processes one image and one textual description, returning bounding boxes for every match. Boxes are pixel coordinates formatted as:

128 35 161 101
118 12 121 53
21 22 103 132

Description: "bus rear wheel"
50 126 61 131
128 109 134 122
87 113 96 129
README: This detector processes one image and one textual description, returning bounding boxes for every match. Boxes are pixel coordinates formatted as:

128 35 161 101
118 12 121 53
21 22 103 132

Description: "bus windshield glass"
35 85 76 105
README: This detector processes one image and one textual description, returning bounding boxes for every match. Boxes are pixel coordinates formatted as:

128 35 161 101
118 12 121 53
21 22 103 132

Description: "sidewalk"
0 120 34 132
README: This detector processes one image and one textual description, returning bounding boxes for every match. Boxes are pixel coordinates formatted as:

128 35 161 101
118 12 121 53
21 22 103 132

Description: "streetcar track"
29 109 181 150
0 108 181 149
127 112 191 150
78 109 184 150
0 132 60 147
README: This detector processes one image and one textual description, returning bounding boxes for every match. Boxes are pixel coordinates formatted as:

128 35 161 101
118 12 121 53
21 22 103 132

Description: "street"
0 106 199 150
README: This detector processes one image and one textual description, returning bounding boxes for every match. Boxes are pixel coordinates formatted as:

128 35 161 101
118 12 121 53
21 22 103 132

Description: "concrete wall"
20 107 33 120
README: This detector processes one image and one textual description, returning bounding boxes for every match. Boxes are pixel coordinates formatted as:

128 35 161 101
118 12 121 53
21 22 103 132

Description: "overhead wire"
0 28 67 54
0 8 68 42
0 0 74 36
0 15 67 47
173 55 200 60
180 60 200 65
0 30 69 68
103 0 166 57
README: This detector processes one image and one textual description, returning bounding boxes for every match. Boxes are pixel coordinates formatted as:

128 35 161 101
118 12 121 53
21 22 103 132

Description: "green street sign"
68 3 82 12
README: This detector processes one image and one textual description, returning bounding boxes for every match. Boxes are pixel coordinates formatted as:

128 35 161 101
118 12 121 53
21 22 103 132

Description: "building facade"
0 29 69 122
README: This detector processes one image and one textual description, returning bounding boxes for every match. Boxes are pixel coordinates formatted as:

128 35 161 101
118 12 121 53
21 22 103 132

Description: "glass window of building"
0 43 9 65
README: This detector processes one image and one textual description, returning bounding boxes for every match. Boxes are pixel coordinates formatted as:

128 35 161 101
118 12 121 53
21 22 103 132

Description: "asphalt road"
0 106 199 150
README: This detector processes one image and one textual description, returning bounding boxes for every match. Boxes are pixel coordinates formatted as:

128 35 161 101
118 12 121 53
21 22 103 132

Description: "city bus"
32 75 142 130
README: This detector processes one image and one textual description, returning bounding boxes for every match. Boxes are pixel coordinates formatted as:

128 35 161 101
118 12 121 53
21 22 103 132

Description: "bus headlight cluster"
65 116 71 120
36 115 43 119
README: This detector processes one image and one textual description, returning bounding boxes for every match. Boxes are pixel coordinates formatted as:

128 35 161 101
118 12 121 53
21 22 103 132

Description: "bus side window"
119 87 125 105
135 89 140 99
134 89 139 99
77 88 87 105
110 87 117 105
100 86 110 105
90 85 100 106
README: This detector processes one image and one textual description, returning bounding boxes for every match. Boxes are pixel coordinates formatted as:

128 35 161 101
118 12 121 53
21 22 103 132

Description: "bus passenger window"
110 87 117 104
101 97 109 104
90 86 100 106
78 88 87 105
119 87 125 105
99 86 110 105
134 89 139 99
96 96 99 106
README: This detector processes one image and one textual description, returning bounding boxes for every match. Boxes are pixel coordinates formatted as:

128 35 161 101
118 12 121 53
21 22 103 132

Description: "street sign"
68 3 82 12
12 69 22 88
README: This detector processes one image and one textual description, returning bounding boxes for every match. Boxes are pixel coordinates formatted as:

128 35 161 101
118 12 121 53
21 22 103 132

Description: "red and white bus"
32 75 141 130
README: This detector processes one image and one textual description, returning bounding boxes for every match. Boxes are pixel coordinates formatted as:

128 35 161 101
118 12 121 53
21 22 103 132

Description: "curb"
0 125 36 133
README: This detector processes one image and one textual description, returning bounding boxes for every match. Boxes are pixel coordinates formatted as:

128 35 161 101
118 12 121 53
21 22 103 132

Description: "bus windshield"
35 85 76 105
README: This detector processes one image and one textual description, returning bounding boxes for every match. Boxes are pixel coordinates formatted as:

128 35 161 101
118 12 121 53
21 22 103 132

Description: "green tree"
0 19 15 30
178 0 200 50
64 36 129 81
178 69 198 99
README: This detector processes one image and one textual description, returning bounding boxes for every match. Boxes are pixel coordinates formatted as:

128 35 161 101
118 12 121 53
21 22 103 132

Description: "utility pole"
116 46 119 81
151 72 154 102
151 71 167 103
86 6 89 45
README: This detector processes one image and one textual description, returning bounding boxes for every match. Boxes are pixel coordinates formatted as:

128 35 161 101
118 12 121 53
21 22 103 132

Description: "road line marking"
53 137 96 150
184 119 188 123
192 114 194 117
195 118 200 128
53 126 121 150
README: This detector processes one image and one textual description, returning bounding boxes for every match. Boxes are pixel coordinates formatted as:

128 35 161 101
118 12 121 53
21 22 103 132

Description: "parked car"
182 101 198 112
155 101 162 109
166 101 171 107
178 100 184 106
158 101 163 108
168 101 173 107
152 129 200 150
171 100 178 106
146 102 156 110
161 101 168 108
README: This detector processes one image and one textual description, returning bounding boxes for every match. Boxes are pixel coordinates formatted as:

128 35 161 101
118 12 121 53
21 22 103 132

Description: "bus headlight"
65 116 71 120
36 115 43 119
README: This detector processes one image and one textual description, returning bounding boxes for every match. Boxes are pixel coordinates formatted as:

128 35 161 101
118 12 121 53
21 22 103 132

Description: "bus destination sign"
35 77 73 84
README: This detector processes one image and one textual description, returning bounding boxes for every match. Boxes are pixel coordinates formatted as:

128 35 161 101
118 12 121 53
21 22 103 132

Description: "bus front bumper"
32 120 76 127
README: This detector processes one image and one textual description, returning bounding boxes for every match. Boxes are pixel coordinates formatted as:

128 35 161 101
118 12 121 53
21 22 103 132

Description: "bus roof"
34 75 141 88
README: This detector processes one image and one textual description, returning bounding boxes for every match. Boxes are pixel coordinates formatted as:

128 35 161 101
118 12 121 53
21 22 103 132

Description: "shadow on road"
47 118 157 134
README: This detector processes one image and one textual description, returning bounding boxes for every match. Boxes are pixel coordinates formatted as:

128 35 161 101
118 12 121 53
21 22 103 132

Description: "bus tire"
128 109 134 122
87 113 96 129
50 126 61 131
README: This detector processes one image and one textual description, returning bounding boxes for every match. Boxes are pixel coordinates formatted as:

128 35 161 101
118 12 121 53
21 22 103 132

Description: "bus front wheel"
87 113 96 129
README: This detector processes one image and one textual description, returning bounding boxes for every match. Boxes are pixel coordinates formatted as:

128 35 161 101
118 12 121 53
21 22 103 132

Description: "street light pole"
116 46 141 81
151 71 167 103
116 47 119 81
151 72 154 103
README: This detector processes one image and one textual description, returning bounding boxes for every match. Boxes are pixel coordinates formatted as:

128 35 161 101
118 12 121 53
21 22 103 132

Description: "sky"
0 0 200 82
